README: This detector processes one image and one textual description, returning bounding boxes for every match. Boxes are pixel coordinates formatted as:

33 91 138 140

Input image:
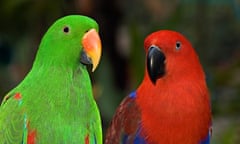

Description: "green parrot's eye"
63 26 70 33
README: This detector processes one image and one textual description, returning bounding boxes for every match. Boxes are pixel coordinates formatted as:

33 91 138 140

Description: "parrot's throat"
19 65 95 116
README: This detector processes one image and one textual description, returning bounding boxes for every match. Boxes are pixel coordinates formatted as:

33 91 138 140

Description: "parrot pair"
0 15 211 144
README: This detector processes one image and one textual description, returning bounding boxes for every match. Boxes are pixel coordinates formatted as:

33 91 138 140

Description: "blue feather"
129 91 137 98
200 129 211 144
123 127 147 144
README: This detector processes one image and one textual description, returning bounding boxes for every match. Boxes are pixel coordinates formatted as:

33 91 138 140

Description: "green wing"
0 93 24 144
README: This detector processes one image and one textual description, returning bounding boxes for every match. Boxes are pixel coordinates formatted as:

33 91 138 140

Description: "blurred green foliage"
0 0 239 143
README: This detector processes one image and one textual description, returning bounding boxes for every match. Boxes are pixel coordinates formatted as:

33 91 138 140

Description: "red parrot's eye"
63 26 70 33
175 41 181 50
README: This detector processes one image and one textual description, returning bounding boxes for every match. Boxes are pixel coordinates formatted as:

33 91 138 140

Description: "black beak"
147 45 166 84
80 50 92 65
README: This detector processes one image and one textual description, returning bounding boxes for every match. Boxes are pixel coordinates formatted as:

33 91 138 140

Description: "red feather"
26 119 37 144
14 93 22 100
85 134 89 144
27 130 36 144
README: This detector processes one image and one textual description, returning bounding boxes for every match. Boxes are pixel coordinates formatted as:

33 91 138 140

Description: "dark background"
0 0 239 143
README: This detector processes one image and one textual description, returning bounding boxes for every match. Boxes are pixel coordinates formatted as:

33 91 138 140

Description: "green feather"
0 15 102 144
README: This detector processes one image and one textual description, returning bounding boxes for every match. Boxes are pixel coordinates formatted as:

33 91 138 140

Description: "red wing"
105 95 141 144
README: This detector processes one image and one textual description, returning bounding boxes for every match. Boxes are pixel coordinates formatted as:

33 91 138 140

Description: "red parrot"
105 30 212 144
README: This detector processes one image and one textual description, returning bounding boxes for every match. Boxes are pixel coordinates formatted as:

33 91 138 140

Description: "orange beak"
82 29 102 72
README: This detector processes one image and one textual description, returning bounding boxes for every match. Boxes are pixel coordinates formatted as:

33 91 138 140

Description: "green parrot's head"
36 15 102 71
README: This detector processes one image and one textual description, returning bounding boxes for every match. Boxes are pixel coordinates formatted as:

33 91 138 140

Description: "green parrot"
0 15 102 144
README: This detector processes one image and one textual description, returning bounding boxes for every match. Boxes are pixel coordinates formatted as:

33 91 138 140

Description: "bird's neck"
12 64 95 110
137 70 208 112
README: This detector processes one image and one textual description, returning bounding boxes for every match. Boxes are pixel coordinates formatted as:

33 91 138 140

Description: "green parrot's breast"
9 65 102 143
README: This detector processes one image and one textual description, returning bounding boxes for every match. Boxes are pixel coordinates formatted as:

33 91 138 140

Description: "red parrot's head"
144 30 204 84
